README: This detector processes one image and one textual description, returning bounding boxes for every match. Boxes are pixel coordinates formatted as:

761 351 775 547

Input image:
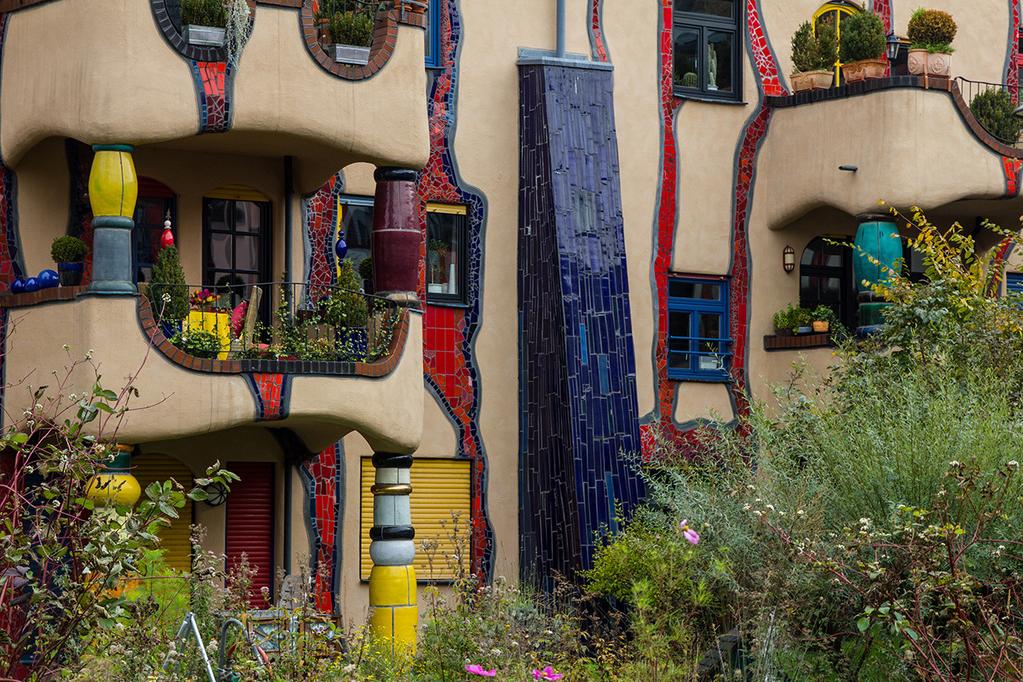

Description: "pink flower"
465 664 497 677
679 519 700 545
533 666 564 680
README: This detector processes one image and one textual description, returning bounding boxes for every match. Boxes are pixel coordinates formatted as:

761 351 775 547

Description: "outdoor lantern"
783 245 796 273
886 32 900 60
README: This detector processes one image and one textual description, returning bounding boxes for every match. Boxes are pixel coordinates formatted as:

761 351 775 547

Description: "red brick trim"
137 295 410 377
763 333 834 351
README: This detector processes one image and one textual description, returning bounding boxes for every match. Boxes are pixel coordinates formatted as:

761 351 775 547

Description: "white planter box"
332 44 371 66
185 24 226 47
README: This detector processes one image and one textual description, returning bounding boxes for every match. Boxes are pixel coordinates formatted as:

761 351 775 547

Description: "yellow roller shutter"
133 453 194 573
360 458 471 581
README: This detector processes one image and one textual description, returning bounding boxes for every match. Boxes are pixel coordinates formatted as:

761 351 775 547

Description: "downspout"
284 156 294 284
556 0 566 58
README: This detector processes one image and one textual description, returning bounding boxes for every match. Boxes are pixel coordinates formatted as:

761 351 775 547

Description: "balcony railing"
143 281 403 365
954 77 1022 147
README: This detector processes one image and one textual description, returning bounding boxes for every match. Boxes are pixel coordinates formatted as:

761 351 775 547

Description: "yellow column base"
368 565 417 653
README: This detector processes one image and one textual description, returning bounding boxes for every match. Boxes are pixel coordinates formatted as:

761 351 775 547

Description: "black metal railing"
143 281 402 364
955 76 1023 146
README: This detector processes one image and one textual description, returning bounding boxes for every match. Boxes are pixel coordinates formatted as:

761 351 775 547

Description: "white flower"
161 292 172 303
1008 460 1019 468
796 509 805 516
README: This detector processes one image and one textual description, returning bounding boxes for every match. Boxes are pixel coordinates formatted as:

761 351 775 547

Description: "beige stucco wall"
2 297 424 454
15 138 70 277
1 1 429 172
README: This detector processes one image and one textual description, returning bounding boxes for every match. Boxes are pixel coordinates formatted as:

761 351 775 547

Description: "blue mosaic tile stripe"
518 64 645 588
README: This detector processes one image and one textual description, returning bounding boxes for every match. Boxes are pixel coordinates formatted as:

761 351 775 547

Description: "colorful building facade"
1 0 1022 631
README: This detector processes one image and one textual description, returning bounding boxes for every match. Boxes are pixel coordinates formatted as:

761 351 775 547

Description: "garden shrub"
970 88 1023 145
50 235 88 263
907 7 956 52
791 20 836 73
180 0 227 28
839 11 886 62
147 245 189 324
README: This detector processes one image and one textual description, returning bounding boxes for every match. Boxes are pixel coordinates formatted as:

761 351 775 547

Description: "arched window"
800 236 855 328
813 1 861 86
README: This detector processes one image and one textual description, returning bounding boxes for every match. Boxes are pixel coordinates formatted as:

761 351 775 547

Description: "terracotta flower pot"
844 58 886 83
812 320 830 333
907 49 952 77
791 69 834 92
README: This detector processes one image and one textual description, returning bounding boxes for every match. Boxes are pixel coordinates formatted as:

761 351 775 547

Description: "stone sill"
763 333 834 351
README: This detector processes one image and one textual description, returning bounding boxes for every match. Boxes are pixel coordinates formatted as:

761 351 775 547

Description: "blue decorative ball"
38 269 59 288
10 278 25 295
24 277 40 293
335 235 348 260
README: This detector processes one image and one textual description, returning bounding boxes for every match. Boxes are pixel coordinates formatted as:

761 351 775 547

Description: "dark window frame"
672 0 743 102
201 197 273 322
425 205 468 306
799 235 856 329
667 276 732 382
425 0 442 69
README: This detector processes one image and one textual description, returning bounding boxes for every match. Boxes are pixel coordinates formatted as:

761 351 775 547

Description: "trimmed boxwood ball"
839 11 886 63
50 235 88 264
908 8 957 52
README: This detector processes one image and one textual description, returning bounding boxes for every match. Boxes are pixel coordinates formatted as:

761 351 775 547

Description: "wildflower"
533 666 564 680
679 519 700 545
464 664 497 677
161 292 171 303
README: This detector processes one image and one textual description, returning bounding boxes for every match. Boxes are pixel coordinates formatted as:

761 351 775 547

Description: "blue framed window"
425 0 442 68
667 277 732 381
1007 272 1023 297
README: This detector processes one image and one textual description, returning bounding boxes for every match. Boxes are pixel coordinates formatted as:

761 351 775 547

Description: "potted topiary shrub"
907 8 956 77
325 5 375 65
840 11 887 83
325 259 370 360
790 21 837 92
970 88 1023 145
147 245 189 338
50 235 88 287
181 0 228 46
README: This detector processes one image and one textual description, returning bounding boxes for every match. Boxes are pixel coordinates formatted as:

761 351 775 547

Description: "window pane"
234 201 263 234
427 211 464 299
341 203 373 250
669 280 721 301
675 0 734 19
668 311 691 369
234 235 259 272
672 26 700 89
206 199 229 232
706 30 733 93
669 310 691 338
210 233 232 270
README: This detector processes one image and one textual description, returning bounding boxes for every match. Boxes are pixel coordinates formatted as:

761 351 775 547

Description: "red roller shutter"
226 462 275 607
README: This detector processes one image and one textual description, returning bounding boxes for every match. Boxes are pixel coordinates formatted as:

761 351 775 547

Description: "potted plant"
358 256 374 295
907 8 956 77
147 245 189 338
50 235 88 286
680 72 698 89
839 11 887 83
324 260 370 360
790 21 837 92
169 328 222 359
324 7 375 65
811 305 836 333
181 0 228 46
970 88 1023 144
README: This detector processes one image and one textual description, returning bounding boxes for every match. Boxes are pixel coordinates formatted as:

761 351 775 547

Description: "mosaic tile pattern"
518 63 645 585
190 60 234 133
245 373 291 421
589 0 609 63
1004 156 1022 196
875 0 892 76
1008 0 1020 101
642 0 784 457
416 0 494 581
302 171 345 300
300 441 344 613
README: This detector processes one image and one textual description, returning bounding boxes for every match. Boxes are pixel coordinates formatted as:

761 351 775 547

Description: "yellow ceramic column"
368 451 417 653
87 145 138 294
85 444 141 507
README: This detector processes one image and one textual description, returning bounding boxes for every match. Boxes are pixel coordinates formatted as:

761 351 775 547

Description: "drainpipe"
284 156 294 284
556 0 566 58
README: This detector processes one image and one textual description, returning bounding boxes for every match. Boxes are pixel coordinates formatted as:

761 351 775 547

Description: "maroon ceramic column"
372 167 420 298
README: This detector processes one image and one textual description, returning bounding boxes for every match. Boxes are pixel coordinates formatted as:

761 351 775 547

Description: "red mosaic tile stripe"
745 0 783 97
251 372 285 420
305 173 342 297
304 444 339 613
195 61 230 132
590 0 608 63
1004 156 1022 196
875 0 892 77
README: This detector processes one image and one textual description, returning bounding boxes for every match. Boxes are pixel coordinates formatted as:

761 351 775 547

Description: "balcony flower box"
332 44 371 66
185 25 226 47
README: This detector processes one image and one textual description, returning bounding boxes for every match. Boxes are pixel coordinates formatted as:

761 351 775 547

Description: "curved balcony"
758 76 1014 230
0 0 429 172
0 283 423 454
